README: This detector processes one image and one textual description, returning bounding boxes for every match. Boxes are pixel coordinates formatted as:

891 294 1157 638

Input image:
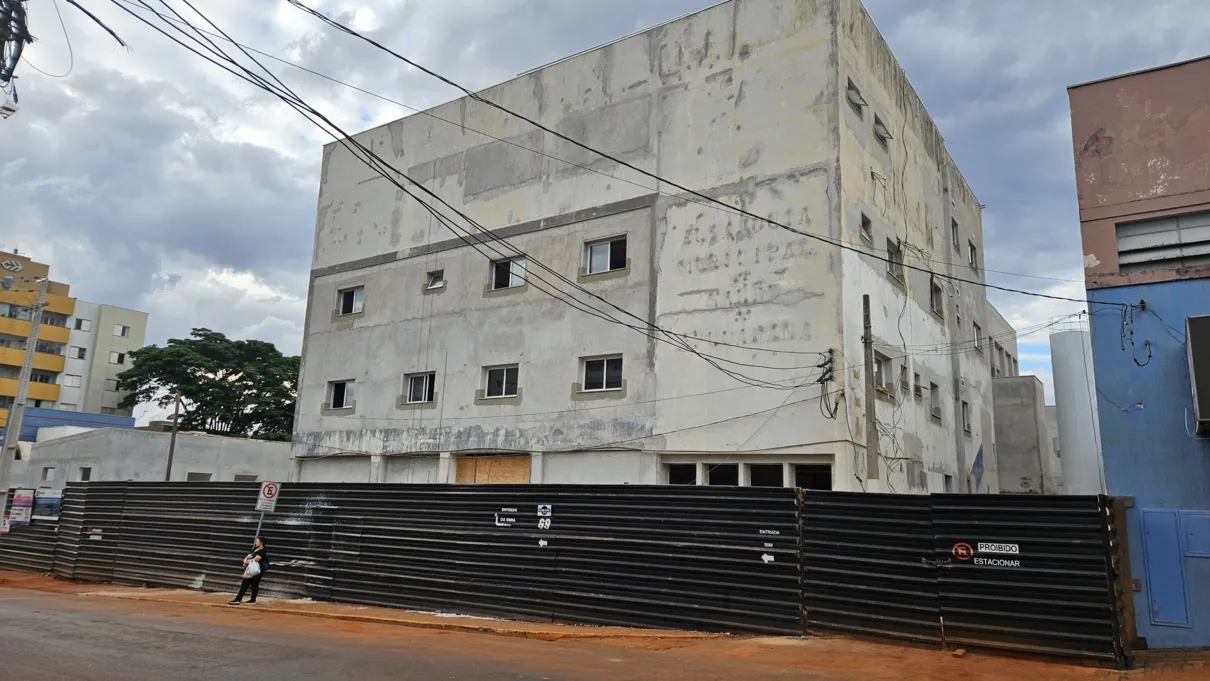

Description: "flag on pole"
970 445 985 492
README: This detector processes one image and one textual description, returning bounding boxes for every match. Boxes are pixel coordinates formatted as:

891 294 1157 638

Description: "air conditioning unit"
1188 315 1210 435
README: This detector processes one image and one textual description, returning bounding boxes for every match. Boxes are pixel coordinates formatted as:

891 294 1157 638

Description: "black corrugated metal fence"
1 482 1129 665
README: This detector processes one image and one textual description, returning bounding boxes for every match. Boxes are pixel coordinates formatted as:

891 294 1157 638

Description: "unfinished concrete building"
292 0 1001 492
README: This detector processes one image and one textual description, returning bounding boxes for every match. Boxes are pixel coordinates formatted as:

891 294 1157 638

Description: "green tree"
117 328 300 441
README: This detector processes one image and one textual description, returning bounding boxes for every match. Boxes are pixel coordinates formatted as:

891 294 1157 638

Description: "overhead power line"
285 0 1122 309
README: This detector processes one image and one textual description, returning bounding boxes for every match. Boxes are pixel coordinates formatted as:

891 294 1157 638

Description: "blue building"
1069 57 1210 650
0 407 135 443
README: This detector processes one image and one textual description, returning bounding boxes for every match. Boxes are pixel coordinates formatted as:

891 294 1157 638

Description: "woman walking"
228 537 269 605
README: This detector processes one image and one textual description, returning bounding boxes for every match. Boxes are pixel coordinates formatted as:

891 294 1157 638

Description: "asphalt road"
0 587 805 681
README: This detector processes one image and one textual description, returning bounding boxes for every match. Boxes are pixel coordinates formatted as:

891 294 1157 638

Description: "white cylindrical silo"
1050 328 1106 495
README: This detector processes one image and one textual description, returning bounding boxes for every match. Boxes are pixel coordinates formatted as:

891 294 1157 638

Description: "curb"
82 592 730 642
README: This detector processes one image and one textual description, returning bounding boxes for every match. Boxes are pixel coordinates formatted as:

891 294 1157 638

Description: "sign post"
252 481 279 549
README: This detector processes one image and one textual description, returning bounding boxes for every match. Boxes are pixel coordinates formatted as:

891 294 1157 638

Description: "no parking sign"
256 481 280 512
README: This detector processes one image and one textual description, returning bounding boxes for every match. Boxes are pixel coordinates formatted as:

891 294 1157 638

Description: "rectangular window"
667 464 697 485
913 372 923 399
873 114 892 148
795 464 833 491
425 270 445 290
951 218 960 252
79 467 92 482
962 401 971 433
109 351 125 365
846 79 866 116
485 365 519 398
104 379 119 391
186 472 212 482
944 474 954 494
30 372 53 384
968 241 978 270
583 356 623 391
491 258 527 290
973 322 983 353
930 382 941 420
930 279 944 317
59 403 76 411
406 372 436 404
100 407 117 415
707 463 739 486
1115 210 1210 273
41 466 55 482
860 214 873 243
63 374 82 388
749 464 784 488
233 474 259 482
898 364 909 396
585 236 627 274
336 286 365 316
70 346 86 359
873 353 891 392
886 238 904 281
328 380 353 409
74 318 91 332
113 324 131 337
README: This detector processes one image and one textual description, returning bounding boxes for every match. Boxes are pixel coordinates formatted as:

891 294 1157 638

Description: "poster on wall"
8 489 35 526
1 515 9 535
32 489 63 520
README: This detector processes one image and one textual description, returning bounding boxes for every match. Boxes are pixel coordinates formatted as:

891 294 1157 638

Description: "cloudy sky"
4 0 1208 406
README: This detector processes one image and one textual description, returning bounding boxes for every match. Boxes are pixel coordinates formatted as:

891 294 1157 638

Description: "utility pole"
165 391 181 482
862 295 880 480
0 277 48 493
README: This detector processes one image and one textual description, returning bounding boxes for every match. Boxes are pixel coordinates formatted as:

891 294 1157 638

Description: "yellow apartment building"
0 251 76 427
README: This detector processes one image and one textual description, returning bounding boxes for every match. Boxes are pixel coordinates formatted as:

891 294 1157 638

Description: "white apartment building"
58 301 148 416
291 0 1003 492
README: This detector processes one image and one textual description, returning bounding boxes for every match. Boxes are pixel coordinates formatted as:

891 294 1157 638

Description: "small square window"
328 380 353 409
233 474 259 482
973 322 984 353
186 472 212 482
336 286 365 316
667 464 697 485
930 382 942 420
962 401 972 433
795 464 833 491
79 466 92 482
944 474 954 493
491 258 527 290
951 218 960 252
585 236 627 275
583 356 623 391
485 365 519 398
860 214 873 243
74 318 91 332
70 346 86 359
968 241 979 270
426 270 445 290
929 279 944 317
708 464 739 486
749 464 785 488
109 351 125 365
913 372 923 399
113 324 131 338
873 353 892 393
41 466 55 482
873 114 893 148
63 374 82 388
846 79 866 116
104 379 119 391
886 238 904 281
406 372 436 404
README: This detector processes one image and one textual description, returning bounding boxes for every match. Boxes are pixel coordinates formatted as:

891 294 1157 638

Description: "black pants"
234 574 262 602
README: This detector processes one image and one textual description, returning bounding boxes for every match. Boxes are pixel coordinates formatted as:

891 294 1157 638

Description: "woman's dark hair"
256 536 266 547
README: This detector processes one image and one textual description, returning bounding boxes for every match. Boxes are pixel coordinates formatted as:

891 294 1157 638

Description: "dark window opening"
667 464 696 485
708 464 739 486
749 464 784 488
795 464 832 490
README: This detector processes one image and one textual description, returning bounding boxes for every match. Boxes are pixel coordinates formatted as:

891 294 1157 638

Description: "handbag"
243 559 261 579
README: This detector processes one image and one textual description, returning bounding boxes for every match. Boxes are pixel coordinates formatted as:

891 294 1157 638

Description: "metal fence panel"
0 491 58 574
932 494 1122 662
801 490 941 643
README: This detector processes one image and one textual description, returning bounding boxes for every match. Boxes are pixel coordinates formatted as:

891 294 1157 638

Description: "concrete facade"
991 376 1060 494
1069 57 1210 649
295 0 999 493
62 302 148 417
14 428 291 489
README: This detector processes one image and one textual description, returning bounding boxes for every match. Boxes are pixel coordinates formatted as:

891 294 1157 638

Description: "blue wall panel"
1090 279 1210 649
0 408 135 442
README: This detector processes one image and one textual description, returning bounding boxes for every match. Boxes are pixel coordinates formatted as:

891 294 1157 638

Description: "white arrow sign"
538 539 548 548
761 553 775 564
